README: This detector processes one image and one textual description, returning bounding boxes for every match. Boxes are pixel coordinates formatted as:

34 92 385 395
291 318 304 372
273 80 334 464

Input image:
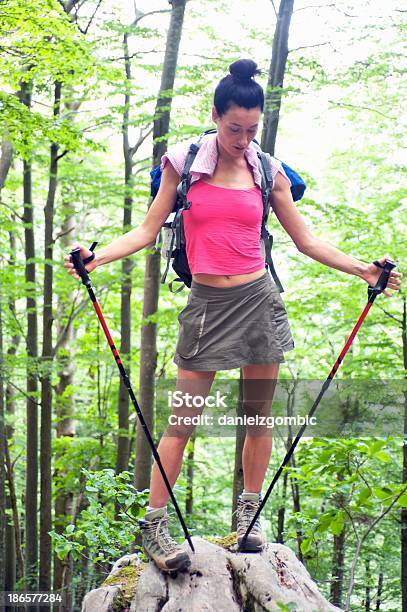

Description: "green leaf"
300 538 312 555
373 486 394 500
396 494 407 507
357 487 372 504
374 451 391 463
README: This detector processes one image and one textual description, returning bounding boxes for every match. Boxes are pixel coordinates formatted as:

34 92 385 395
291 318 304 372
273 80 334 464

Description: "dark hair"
213 59 264 116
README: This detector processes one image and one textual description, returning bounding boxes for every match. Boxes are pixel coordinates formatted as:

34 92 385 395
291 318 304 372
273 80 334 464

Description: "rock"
228 541 340 611
81 553 145 612
110 553 142 577
131 536 240 612
82 536 343 611
81 585 122 612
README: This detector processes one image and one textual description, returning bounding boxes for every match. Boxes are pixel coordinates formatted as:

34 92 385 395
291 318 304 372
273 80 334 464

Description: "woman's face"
212 103 262 159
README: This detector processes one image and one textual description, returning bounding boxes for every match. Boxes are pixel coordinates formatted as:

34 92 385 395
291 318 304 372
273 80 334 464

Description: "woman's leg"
241 363 279 492
235 363 279 551
149 367 216 508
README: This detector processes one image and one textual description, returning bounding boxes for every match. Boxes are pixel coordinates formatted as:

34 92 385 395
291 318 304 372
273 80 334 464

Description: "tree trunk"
286 382 303 561
185 433 196 516
0 263 5 595
134 0 187 491
261 0 295 156
39 80 61 601
0 135 13 189
76 549 91 608
375 571 383 610
232 374 245 531
0 132 15 594
53 196 77 608
5 228 21 590
330 529 346 608
402 296 407 610
291 467 304 564
365 558 371 611
116 31 132 483
276 470 288 543
4 437 24 581
20 78 39 592
330 472 346 608
52 80 81 607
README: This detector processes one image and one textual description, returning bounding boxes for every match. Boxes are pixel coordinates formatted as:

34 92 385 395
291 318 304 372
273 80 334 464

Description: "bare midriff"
192 267 266 288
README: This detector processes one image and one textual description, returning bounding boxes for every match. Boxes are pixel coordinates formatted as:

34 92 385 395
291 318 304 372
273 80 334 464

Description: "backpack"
150 129 306 294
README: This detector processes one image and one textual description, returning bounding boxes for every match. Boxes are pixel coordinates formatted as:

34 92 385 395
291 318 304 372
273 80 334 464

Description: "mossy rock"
205 531 238 550
102 562 146 611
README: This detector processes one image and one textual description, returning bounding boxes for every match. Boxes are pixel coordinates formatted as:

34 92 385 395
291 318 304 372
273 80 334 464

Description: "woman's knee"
164 421 197 442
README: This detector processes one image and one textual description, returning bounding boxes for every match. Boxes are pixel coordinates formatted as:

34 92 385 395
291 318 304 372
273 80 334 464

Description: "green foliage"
0 0 94 87
50 468 148 564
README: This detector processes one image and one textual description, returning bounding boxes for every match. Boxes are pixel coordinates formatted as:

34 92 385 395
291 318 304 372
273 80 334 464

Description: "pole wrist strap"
82 241 98 265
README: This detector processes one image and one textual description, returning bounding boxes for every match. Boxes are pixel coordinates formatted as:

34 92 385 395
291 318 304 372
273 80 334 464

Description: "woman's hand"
63 243 97 281
361 255 403 297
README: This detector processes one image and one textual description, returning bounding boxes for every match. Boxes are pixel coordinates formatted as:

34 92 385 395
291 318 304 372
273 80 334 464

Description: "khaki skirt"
173 270 295 371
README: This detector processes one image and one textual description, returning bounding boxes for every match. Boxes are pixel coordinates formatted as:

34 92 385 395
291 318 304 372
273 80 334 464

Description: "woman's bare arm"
270 172 402 296
93 161 179 268
64 161 180 279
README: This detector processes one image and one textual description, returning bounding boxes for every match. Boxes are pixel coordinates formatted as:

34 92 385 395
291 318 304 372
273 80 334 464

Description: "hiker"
64 59 402 572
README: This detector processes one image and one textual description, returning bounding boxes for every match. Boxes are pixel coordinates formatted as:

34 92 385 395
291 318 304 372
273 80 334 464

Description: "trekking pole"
239 259 397 551
70 245 195 553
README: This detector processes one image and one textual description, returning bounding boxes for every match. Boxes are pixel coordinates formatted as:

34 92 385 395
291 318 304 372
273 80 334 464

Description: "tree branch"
375 304 403 326
131 156 150 170
129 127 153 159
54 225 75 242
328 100 393 120
65 0 78 13
53 281 118 355
105 48 158 62
269 0 277 18
83 0 103 34
7 381 41 406
0 201 25 222
55 149 69 162
289 42 332 54
345 485 407 610
53 293 90 355
81 120 113 133
294 3 335 12
294 3 357 17
132 8 171 27
7 299 25 338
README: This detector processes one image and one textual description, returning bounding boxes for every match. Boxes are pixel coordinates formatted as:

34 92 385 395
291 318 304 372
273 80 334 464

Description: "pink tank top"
182 180 265 275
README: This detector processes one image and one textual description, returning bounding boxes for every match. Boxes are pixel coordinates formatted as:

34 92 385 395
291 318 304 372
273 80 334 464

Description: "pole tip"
188 538 195 553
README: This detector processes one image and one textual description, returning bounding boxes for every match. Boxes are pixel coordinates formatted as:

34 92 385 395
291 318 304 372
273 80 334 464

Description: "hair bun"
229 59 261 82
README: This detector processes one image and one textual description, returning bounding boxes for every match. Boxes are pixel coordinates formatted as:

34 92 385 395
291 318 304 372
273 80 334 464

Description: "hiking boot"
139 507 191 572
236 492 265 552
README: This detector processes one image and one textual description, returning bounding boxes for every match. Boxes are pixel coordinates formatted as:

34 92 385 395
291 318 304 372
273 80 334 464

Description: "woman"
65 59 401 573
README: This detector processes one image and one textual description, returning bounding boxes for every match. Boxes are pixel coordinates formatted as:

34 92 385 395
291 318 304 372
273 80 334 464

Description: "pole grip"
368 259 396 299
71 248 91 287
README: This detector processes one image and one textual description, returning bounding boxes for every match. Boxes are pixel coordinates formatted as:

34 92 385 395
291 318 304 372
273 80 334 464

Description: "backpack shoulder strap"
250 141 273 221
177 132 207 205
161 134 204 287
251 142 284 293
